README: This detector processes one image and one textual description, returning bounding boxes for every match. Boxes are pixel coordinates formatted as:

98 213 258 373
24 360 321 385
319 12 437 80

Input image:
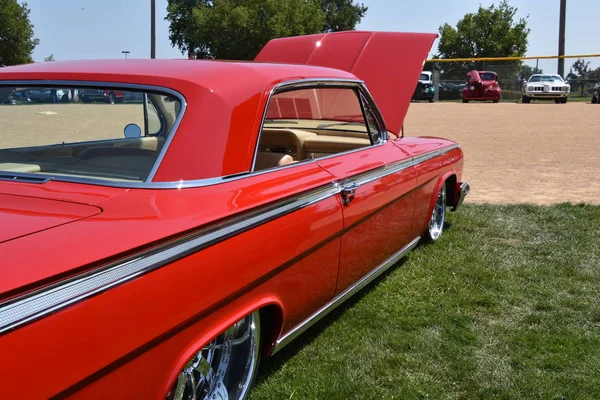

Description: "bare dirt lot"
404 102 600 204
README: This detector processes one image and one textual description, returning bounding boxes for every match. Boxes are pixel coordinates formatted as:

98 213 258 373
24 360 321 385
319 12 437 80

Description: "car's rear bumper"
452 182 470 211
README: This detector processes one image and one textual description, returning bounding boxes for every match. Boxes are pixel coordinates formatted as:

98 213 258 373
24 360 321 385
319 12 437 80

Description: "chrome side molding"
271 236 421 354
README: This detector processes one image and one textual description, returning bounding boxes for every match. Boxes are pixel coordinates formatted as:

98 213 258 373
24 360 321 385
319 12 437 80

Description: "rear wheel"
561 97 568 104
592 95 598 104
462 99 469 103
167 311 261 400
425 182 446 242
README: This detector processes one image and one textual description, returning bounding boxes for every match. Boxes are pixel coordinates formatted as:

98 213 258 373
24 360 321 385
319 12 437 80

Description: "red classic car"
462 70 502 103
0 31 469 399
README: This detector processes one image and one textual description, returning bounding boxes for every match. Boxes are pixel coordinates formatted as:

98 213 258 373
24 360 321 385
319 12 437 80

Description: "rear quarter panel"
392 137 464 238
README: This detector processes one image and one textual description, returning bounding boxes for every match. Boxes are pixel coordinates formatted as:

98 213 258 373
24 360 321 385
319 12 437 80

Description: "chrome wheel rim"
428 183 446 240
168 312 260 400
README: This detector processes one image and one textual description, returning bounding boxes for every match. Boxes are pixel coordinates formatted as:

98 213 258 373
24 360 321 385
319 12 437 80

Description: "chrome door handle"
340 182 358 206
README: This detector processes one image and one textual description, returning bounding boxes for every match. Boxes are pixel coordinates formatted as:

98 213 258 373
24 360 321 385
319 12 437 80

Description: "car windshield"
480 72 496 81
529 75 563 83
0 85 182 183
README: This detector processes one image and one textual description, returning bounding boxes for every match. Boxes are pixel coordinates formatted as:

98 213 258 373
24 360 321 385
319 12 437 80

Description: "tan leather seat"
254 152 295 171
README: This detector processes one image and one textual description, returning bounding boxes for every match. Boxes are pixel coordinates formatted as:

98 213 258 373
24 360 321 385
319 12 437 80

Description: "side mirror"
124 123 142 138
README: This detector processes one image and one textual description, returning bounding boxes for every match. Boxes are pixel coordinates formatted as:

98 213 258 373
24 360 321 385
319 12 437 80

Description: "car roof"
0 59 358 91
0 59 362 182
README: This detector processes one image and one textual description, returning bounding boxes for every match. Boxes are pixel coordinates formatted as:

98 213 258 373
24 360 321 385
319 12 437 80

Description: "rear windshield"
0 85 182 183
419 73 430 81
480 72 496 81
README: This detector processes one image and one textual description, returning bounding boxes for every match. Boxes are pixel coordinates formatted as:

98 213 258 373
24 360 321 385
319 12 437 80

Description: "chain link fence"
424 60 600 102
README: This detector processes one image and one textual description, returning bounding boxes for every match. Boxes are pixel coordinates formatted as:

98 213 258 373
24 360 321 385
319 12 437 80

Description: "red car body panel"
255 31 438 136
462 70 502 102
0 31 468 399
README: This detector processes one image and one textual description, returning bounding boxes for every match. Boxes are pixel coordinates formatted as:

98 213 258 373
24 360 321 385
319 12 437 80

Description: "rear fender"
162 294 284 394
427 171 457 219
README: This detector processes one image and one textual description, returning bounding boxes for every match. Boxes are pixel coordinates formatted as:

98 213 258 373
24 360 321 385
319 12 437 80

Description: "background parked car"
522 74 570 104
592 82 599 104
462 70 501 103
412 71 435 102
80 89 125 104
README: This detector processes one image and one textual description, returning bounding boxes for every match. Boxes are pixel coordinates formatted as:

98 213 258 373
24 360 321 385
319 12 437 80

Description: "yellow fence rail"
426 54 600 63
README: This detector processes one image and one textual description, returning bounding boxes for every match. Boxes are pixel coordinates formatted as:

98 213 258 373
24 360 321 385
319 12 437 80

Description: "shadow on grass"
254 257 407 386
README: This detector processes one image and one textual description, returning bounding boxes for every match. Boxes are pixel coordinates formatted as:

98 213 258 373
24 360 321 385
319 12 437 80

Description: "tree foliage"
322 0 367 32
44 54 55 62
434 0 529 79
0 0 39 66
520 64 543 80
166 0 367 60
566 58 594 96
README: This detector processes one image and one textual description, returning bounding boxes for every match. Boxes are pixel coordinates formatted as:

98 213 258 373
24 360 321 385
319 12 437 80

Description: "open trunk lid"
255 30 438 135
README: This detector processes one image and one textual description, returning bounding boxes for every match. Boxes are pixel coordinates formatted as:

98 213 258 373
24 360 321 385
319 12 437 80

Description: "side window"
254 86 374 172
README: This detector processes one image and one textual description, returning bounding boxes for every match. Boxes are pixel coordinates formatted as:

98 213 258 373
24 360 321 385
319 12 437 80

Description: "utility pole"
150 0 156 59
122 50 130 59
557 0 566 77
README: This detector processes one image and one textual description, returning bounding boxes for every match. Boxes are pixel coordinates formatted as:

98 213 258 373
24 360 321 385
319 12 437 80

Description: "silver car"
522 74 570 104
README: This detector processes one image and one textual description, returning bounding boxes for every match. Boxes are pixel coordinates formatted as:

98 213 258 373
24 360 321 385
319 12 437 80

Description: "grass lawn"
251 203 600 400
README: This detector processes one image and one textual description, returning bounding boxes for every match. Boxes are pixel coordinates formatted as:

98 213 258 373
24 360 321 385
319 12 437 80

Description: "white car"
522 74 570 104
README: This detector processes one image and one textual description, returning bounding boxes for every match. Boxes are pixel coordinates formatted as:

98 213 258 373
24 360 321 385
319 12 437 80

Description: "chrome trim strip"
412 144 460 165
0 80 187 187
336 144 460 190
0 183 340 334
271 236 421 354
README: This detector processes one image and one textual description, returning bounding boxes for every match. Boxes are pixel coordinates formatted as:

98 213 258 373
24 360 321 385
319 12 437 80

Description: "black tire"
561 97 568 104
522 96 530 104
108 92 116 105
462 99 468 103
429 98 435 103
82 96 92 103
592 95 598 104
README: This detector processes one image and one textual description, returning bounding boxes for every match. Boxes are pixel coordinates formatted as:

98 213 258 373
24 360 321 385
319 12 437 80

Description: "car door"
313 88 418 294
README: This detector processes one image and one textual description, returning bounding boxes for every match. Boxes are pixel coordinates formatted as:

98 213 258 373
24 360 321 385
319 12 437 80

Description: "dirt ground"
404 102 600 205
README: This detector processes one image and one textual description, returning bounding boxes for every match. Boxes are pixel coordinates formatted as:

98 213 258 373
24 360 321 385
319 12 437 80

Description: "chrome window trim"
272 236 421 354
0 183 340 335
0 80 187 185
250 78 389 173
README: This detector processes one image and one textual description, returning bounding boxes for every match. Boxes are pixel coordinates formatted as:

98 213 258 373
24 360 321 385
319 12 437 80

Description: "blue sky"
26 0 599 73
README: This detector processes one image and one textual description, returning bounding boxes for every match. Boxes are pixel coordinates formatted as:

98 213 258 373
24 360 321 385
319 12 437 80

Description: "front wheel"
592 94 598 104
425 182 446 241
167 311 261 400
522 95 530 103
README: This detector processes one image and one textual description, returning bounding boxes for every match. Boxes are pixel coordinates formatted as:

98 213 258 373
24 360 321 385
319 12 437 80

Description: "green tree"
434 0 529 80
166 0 367 60
566 58 592 96
0 0 39 66
44 54 55 62
520 64 543 80
321 0 367 32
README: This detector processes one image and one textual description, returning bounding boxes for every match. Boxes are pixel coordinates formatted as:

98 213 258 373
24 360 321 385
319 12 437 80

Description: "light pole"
558 0 566 77
122 51 130 59
151 0 156 59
